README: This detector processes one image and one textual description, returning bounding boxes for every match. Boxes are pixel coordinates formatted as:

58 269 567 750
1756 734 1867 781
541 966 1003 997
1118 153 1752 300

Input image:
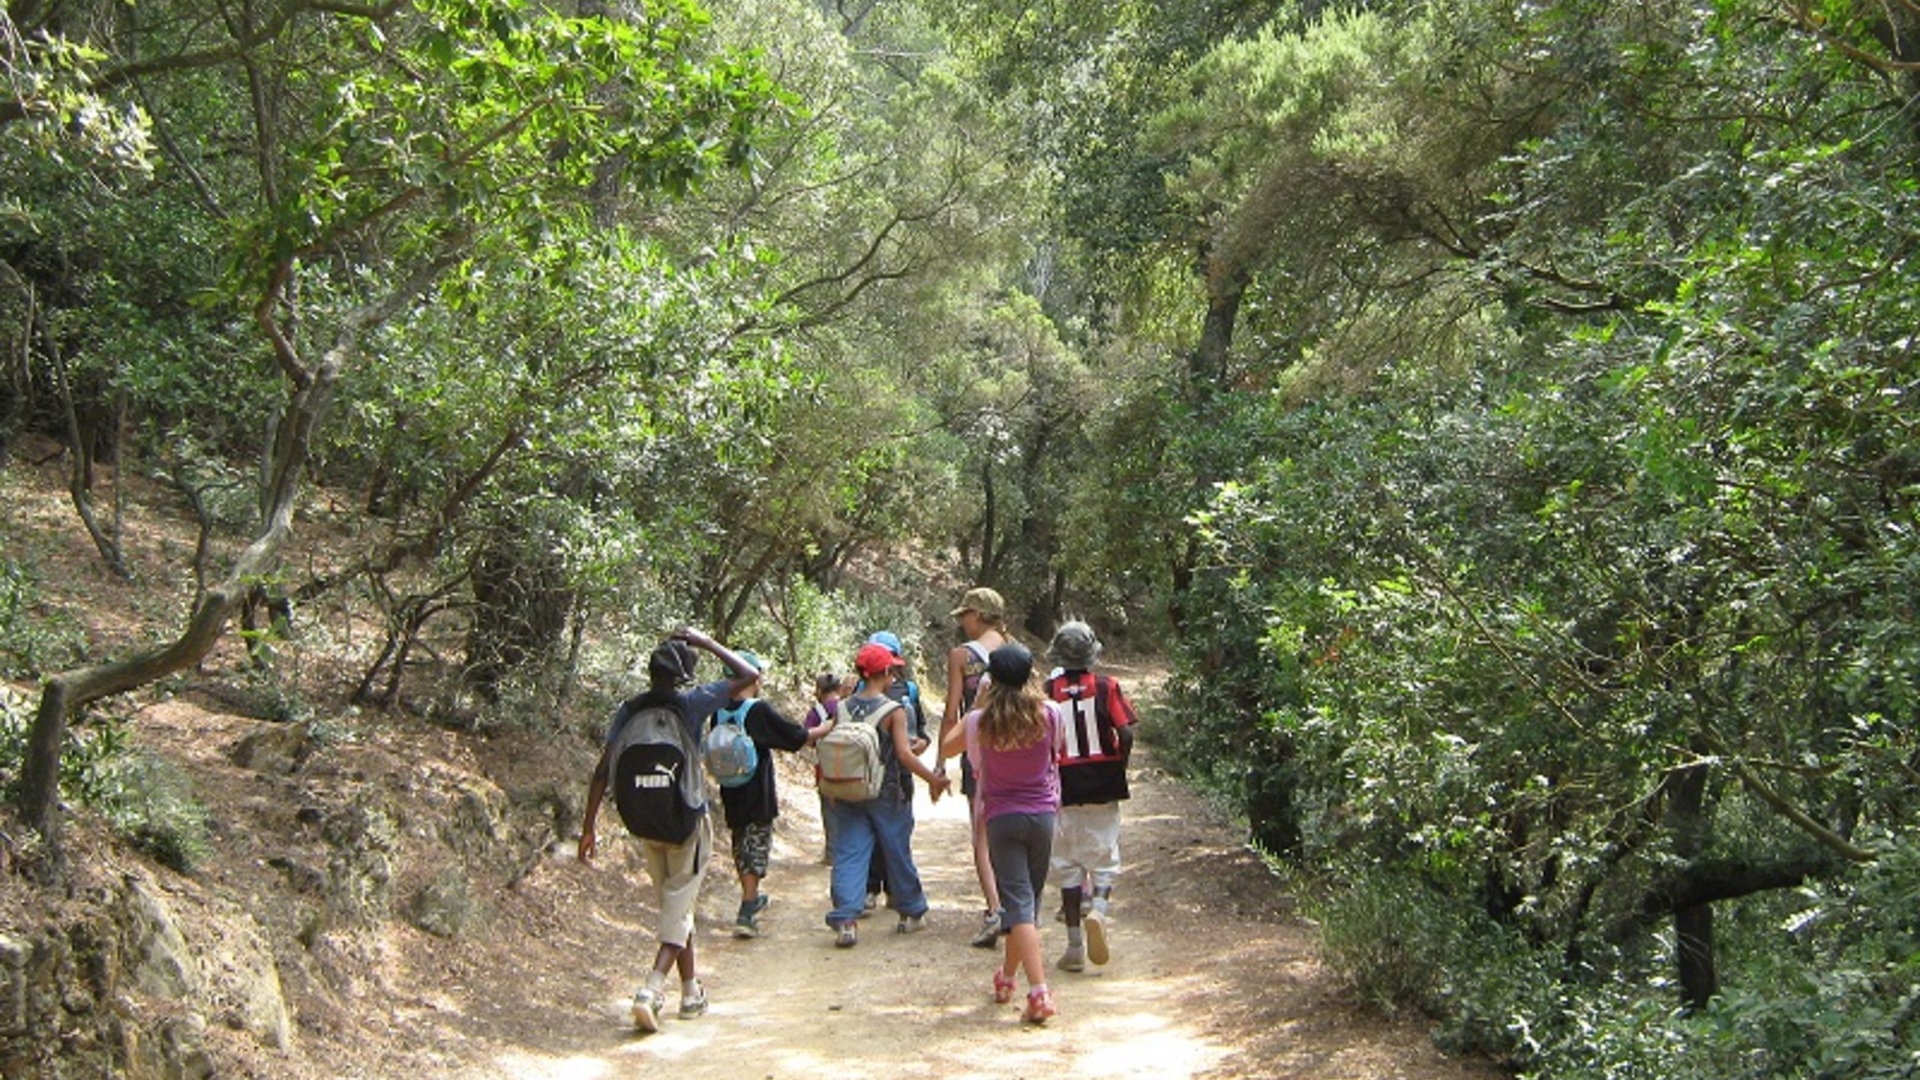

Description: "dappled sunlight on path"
481 767 1237 1079
435 730 1492 1080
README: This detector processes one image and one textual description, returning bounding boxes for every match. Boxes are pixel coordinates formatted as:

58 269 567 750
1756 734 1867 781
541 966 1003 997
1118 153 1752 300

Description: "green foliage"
722 573 932 698
235 668 316 727
0 17 154 174
0 559 84 679
0 697 113 806
1148 0 1920 1072
1513 848 1920 1078
0 698 208 872
225 0 779 293
17 0 1920 1072
98 748 212 873
1316 866 1560 1055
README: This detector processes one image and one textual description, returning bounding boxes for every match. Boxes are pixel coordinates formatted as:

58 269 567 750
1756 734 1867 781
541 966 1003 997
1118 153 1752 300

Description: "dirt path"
6 456 1493 1079
419 670 1496 1080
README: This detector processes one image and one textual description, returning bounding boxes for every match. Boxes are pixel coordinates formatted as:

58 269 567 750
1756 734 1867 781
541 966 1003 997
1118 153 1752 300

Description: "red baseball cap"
855 642 896 678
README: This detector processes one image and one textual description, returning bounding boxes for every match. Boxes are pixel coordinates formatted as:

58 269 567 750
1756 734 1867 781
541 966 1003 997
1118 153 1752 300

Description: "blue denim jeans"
824 794 928 925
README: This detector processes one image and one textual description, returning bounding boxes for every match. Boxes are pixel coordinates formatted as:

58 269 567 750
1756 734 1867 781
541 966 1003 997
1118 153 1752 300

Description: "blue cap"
866 631 904 658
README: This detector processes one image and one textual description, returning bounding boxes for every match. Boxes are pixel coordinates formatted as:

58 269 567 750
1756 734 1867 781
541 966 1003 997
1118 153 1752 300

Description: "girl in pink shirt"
940 642 1062 1023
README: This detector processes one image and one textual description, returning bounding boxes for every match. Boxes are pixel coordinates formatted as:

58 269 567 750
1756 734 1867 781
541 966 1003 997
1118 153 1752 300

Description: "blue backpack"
702 699 760 788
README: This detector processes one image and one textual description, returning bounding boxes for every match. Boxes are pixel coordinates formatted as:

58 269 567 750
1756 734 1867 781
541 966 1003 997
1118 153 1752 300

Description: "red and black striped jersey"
1045 670 1137 805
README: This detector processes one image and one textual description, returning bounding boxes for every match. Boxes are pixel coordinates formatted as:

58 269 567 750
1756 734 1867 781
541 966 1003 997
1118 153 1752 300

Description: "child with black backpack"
707 651 829 939
576 627 757 1033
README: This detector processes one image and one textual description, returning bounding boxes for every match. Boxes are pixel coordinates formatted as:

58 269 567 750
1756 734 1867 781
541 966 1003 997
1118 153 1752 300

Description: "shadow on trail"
476 757 1241 1080
428 734 1491 1080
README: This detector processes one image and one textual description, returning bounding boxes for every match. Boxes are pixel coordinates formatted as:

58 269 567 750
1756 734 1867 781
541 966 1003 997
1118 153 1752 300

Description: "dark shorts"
985 811 1055 927
731 820 773 878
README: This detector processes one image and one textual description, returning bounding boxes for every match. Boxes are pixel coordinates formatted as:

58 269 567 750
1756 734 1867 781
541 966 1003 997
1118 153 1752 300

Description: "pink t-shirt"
965 702 1062 822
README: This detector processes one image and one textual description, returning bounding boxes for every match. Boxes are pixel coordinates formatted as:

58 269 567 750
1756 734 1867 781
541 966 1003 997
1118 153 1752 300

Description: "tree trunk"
15 253 449 865
1194 267 1248 391
1664 759 1717 1012
21 564 265 865
51 331 129 579
976 461 999 583
1169 261 1247 632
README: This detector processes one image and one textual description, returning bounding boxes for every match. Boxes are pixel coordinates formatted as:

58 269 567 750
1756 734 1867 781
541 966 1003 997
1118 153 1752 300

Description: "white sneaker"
631 986 664 1033
896 914 929 934
1058 941 1086 972
1084 906 1109 966
678 980 708 1019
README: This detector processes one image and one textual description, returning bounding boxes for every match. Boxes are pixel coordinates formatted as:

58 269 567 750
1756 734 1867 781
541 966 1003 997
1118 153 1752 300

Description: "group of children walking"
576 587 1139 1032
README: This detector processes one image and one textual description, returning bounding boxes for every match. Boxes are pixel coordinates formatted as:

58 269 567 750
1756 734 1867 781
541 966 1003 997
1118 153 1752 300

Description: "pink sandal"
1022 986 1057 1024
992 969 1016 1004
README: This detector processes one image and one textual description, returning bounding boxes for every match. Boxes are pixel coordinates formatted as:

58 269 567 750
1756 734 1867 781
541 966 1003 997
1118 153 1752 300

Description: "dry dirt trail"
420 662 1497 1080
6 453 1492 1079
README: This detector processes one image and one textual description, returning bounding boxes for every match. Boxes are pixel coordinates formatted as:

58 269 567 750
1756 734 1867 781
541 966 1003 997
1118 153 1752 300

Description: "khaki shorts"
1051 801 1122 890
641 813 713 948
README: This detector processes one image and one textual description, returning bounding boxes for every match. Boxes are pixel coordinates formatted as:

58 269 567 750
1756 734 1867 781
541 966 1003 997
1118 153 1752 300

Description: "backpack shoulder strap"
964 710 983 784
616 692 678 736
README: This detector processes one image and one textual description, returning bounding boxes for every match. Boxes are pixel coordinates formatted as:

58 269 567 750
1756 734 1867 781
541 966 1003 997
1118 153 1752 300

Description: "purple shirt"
965 702 1062 822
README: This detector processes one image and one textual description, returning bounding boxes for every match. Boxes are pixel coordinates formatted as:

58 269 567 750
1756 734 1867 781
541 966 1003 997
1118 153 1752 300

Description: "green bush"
0 559 85 680
1314 865 1559 1062
1 693 124 803
0 697 210 873
102 748 212 873
1310 855 1920 1080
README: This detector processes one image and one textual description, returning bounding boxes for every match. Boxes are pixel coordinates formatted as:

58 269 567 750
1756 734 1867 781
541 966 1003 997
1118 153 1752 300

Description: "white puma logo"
632 761 680 789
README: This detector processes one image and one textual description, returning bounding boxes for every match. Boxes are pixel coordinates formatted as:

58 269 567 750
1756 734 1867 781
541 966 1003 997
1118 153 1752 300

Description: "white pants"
1051 802 1122 892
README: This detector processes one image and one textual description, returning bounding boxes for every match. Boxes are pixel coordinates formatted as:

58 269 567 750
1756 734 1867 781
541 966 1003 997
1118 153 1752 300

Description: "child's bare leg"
973 810 998 909
1004 923 1045 987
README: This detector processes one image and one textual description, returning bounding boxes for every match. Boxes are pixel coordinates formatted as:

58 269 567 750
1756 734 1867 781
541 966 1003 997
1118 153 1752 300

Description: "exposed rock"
112 1006 215 1080
439 780 503 858
322 800 397 925
229 722 316 775
195 910 290 1050
405 869 481 939
158 1013 217 1080
120 877 201 1000
0 933 24 1036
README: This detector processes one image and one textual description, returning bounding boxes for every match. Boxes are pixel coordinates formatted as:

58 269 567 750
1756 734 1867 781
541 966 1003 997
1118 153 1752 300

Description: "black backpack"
609 694 705 843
